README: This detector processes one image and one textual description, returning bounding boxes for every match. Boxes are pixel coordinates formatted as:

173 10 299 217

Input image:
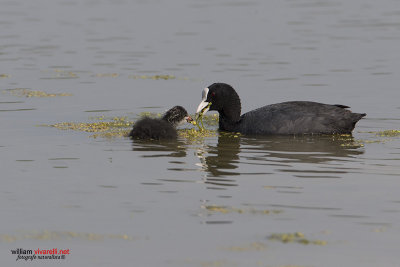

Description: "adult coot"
196 83 366 135
129 106 192 140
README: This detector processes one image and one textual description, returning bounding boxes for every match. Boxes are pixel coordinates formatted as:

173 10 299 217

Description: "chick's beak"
185 116 193 123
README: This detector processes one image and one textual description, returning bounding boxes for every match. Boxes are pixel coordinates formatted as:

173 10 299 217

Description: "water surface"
1 0 400 266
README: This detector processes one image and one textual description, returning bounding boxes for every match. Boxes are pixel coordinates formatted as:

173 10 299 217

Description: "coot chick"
196 83 366 135
129 106 192 140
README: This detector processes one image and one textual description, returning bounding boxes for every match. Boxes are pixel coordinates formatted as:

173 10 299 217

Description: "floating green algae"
178 128 217 139
134 111 218 139
0 230 133 242
95 73 119 78
194 112 205 131
194 102 213 131
331 134 366 147
45 113 220 140
340 129 400 147
201 113 219 126
203 205 282 215
41 69 78 79
132 111 219 139
91 73 198 80
138 111 162 119
369 129 400 137
45 116 133 138
3 88 72 98
182 113 219 139
129 74 176 80
268 232 327 246
327 133 385 147
219 131 241 138
128 74 200 81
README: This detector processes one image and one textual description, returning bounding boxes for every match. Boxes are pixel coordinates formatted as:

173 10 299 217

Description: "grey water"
1 0 400 266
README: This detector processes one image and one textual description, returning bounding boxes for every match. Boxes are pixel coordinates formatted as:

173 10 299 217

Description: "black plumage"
196 83 366 135
129 106 190 140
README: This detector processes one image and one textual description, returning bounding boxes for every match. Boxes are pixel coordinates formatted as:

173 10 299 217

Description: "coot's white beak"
196 87 210 115
196 100 210 115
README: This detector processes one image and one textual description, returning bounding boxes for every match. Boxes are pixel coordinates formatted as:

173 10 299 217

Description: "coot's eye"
211 92 216 97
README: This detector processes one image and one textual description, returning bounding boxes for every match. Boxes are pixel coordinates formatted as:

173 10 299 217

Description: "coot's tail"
335 103 366 133
348 112 366 132
355 112 367 121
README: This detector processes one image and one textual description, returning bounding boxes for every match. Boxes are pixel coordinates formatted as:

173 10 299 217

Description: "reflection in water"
132 134 365 183
240 135 364 164
197 134 365 180
131 139 187 158
197 135 241 187
200 135 240 176
1 0 399 265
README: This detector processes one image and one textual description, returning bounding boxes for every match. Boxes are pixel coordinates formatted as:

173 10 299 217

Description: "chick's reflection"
132 139 187 158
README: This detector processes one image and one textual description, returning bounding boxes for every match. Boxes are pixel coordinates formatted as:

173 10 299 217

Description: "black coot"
196 83 366 135
129 106 192 140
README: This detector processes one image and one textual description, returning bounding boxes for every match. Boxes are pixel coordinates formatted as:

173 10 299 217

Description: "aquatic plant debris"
0 74 10 78
195 102 213 130
46 113 219 140
268 232 327 245
369 130 400 137
339 129 400 147
95 73 119 78
182 112 218 139
135 112 218 128
41 69 78 79
330 134 365 147
46 116 133 138
203 205 283 215
138 111 162 119
0 230 133 242
190 113 218 129
129 74 176 80
3 88 72 98
178 128 217 139
92 73 197 80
